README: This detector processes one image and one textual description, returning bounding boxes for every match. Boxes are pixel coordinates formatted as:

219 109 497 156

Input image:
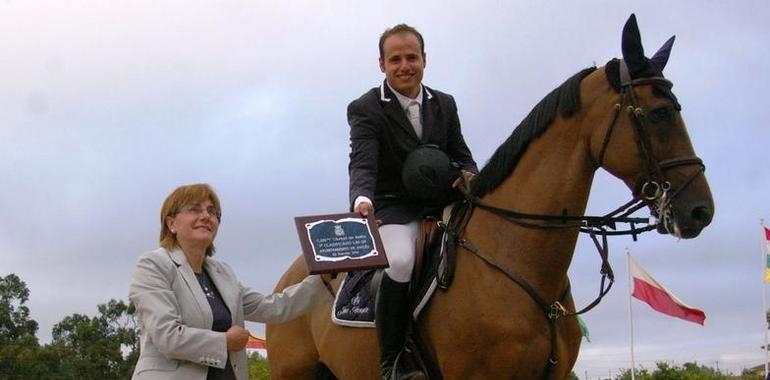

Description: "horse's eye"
648 107 671 124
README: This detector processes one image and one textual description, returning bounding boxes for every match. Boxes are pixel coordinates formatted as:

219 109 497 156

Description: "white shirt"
387 82 424 107
387 82 424 139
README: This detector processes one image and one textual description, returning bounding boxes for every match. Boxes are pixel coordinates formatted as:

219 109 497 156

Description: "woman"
129 183 331 379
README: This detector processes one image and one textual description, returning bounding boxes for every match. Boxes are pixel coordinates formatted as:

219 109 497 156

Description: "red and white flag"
629 255 706 325
764 227 770 283
246 335 267 350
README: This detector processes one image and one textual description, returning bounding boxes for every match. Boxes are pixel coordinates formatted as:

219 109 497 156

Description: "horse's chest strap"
457 238 572 369
459 239 552 310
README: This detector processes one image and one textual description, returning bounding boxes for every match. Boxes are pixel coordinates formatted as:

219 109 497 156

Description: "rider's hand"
452 170 477 188
355 201 374 217
354 201 382 226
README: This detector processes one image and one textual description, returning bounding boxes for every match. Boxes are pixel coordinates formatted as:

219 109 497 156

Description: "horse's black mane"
471 67 597 197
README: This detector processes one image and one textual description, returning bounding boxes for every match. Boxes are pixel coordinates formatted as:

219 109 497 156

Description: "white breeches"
379 221 419 283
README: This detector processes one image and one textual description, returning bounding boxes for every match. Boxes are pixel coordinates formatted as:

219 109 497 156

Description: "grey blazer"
128 247 331 380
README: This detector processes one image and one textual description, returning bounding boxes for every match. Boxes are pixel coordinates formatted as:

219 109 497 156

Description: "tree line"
0 273 269 380
612 362 763 379
0 273 763 379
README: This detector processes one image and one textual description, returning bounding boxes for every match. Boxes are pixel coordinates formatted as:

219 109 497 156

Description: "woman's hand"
225 325 250 352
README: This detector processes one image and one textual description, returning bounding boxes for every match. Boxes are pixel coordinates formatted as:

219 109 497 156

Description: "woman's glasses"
178 204 222 220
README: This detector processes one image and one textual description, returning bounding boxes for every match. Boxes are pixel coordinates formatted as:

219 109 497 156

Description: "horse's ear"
621 14 646 76
650 35 675 72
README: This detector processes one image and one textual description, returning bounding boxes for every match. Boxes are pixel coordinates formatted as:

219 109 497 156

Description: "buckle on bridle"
641 180 672 201
641 181 660 200
548 301 568 320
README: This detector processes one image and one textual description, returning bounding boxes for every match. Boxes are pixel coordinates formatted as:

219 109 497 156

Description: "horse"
266 14 714 380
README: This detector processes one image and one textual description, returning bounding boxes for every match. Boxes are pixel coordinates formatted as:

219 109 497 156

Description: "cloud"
1 1 768 378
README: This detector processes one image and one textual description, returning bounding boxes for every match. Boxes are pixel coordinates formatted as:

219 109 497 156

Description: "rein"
446 63 707 376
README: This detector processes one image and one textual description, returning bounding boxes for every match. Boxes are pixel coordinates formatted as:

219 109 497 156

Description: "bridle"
596 59 705 236
446 60 706 375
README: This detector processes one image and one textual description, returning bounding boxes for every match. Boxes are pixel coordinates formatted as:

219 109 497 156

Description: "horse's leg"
267 257 321 380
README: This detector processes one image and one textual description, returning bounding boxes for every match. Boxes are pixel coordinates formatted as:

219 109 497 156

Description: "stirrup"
387 342 428 380
386 367 427 380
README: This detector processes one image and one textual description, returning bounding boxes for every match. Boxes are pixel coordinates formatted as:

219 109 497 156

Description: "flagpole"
762 219 768 380
626 248 636 380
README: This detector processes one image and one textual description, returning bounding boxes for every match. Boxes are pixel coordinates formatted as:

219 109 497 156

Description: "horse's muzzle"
657 202 713 239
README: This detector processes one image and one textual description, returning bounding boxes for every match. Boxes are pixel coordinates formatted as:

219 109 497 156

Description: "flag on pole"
629 255 706 325
764 227 770 283
246 334 267 350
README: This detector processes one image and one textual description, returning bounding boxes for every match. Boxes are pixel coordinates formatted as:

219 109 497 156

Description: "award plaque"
294 212 389 274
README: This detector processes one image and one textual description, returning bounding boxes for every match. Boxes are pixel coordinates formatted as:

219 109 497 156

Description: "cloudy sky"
2 1 768 378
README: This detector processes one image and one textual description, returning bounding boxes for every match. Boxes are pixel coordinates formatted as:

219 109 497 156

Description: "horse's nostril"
691 206 712 226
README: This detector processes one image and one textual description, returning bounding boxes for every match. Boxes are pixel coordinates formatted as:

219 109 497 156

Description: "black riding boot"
375 273 427 380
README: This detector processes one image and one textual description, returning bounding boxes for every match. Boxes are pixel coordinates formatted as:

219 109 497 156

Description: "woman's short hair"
159 183 222 257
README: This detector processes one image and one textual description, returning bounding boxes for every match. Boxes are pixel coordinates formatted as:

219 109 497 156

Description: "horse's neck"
471 118 596 298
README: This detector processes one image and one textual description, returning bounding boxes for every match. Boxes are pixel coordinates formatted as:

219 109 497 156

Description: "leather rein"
447 61 706 375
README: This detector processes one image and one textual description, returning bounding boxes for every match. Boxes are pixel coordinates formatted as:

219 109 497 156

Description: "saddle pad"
331 231 446 328
332 270 377 327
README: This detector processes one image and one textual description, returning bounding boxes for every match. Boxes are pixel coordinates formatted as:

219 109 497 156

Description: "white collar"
387 82 423 110
380 82 433 104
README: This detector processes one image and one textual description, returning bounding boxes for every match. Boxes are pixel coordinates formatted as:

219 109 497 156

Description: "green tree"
0 274 38 341
248 352 270 380
614 361 730 380
653 361 725 380
0 273 51 380
47 299 138 380
616 366 652 380
740 367 763 380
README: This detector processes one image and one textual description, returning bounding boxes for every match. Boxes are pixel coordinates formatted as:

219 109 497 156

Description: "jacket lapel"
167 249 213 328
204 259 239 318
380 82 421 142
421 87 436 143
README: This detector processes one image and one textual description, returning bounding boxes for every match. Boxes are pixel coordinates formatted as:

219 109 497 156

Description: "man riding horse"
347 23 478 380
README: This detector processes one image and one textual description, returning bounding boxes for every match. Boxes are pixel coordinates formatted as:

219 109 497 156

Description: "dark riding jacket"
348 81 477 224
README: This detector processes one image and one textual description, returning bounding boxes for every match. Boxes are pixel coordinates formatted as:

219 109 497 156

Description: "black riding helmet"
401 144 460 205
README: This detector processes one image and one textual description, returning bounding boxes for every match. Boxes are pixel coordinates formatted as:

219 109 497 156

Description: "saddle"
331 200 473 327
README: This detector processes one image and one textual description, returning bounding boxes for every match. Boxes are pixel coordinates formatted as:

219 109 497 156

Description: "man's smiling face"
379 31 426 99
